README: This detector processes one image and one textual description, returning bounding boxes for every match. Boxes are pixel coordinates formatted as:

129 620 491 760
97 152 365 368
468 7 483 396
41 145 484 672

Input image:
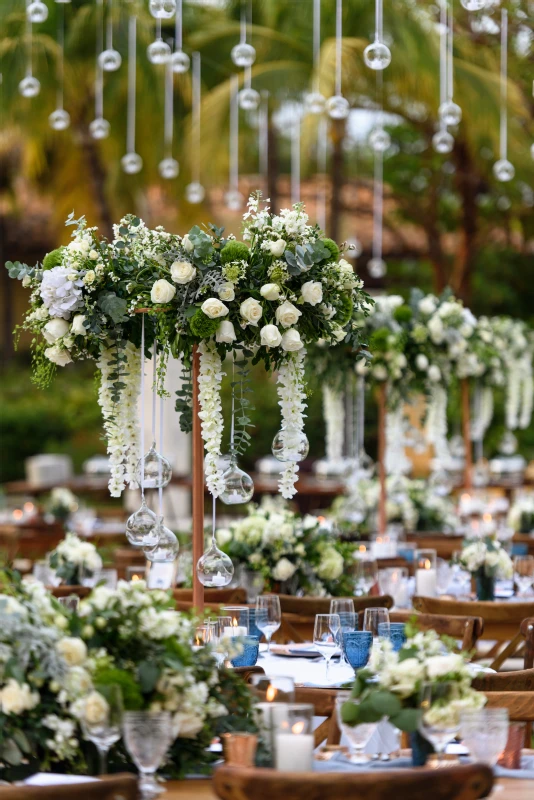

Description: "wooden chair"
0 773 138 800
483 690 534 747
405 533 464 561
522 617 534 669
293 687 341 748
113 546 145 580
233 665 265 682
278 594 393 643
50 585 91 599
356 610 484 653
473 667 534 692
487 616 534 671
213 763 493 800
172 587 246 604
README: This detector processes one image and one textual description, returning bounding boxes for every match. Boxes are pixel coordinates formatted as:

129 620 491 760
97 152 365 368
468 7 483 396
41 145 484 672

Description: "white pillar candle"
416 567 437 597
275 732 314 772
223 625 247 638
210 571 226 587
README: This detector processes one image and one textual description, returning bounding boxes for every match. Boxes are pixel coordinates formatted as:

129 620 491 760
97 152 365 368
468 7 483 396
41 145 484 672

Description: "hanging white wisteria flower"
197 340 226 497
275 350 308 499
322 385 345 463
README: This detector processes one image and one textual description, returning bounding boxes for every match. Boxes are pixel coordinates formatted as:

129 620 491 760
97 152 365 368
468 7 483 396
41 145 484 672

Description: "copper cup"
497 723 525 769
221 732 258 767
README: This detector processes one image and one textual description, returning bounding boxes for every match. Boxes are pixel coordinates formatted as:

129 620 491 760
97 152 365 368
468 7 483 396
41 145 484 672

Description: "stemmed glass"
354 558 378 596
460 708 509 767
214 616 233 665
419 682 461 764
335 692 376 765
436 558 452 595
255 595 281 654
313 613 341 682
513 555 534 597
81 685 123 775
330 599 356 663
363 607 390 646
123 711 173 798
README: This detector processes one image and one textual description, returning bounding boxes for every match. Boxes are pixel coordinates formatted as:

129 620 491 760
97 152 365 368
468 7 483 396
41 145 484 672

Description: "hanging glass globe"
121 152 143 174
126 498 158 547
363 40 392 71
158 157 180 179
428 465 453 497
98 48 122 72
171 49 190 73
231 42 256 68
147 39 171 65
48 109 70 131
136 443 172 489
225 188 244 211
438 100 462 127
326 94 350 120
368 257 387 278
197 541 234 587
368 127 391 152
358 450 375 479
18 76 40 98
185 181 205 204
143 517 179 562
472 458 490 488
272 427 309 463
531 143 534 160
220 459 254 505
432 129 454 154
27 1 48 23
149 0 177 19
499 430 517 456
493 158 515 182
460 0 486 10
305 91 326 115
449 434 465 459
89 117 110 140
341 493 367 525
238 87 260 111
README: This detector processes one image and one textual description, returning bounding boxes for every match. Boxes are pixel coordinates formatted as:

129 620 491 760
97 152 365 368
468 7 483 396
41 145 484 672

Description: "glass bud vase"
410 731 434 767
475 569 495 601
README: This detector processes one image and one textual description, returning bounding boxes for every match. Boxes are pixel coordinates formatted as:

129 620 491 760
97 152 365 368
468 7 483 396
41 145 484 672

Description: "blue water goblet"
247 609 263 642
378 621 406 652
342 631 372 670
230 635 260 668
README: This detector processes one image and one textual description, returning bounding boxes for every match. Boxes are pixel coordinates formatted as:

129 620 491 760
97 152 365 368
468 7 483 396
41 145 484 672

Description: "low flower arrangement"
44 487 79 523
507 493 534 534
48 532 102 586
456 535 513 600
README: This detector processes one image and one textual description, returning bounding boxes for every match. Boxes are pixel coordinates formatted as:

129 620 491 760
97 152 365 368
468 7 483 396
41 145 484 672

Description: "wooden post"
377 383 387 536
461 378 472 491
192 345 205 613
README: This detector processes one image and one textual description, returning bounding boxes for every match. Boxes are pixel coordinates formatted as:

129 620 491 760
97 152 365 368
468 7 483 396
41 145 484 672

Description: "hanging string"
313 0 321 91
372 74 384 263
56 2 65 111
139 315 146 499
127 15 137 154
105 0 114 52
175 0 183 50
439 0 447 110
357 375 365 466
291 108 301 204
158 393 164 516
151 341 158 445
499 8 508 162
316 116 327 231
25 3 33 78
447 0 453 103
334 0 343 97
230 351 235 458
164 59 174 159
212 494 217 543
375 0 384 40
240 3 247 44
95 0 104 119
229 73 239 194
258 90 269 194
190 52 202 185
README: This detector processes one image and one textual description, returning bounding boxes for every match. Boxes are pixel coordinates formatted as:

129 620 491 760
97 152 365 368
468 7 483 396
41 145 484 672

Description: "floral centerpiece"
48 532 102 586
456 536 513 601
44 487 79 524
507 493 534 534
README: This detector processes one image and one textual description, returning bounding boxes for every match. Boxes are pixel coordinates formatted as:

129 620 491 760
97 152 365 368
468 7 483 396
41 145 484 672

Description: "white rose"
373 364 388 381
84 691 109 724
170 260 196 284
173 711 204 739
416 354 429 371
332 325 346 343
201 298 229 319
428 364 441 382
281 328 303 351
216 320 236 344
260 283 281 301
181 233 195 253
22 275 31 287
240 297 263 326
355 358 369 376
43 318 70 343
83 270 96 285
425 654 465 679
89 250 98 260
71 315 87 336
269 239 286 257
56 637 87 667
428 316 444 343
276 300 302 328
260 325 282 348
218 282 235 301
44 345 72 367
272 557 297 582
418 296 437 315
151 279 176 304
0 679 40 716
301 281 323 306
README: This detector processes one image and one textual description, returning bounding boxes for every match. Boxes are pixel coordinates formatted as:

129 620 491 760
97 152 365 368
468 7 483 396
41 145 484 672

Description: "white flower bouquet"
48 532 102 586
45 487 79 523
507 493 534 533
457 536 513 579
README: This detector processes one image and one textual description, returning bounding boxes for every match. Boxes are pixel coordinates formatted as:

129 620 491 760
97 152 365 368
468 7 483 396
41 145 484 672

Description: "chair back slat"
412 597 534 643
0 774 138 800
279 595 393 643
356 610 483 653
172 587 246 603
473 668 534 692
521 617 534 669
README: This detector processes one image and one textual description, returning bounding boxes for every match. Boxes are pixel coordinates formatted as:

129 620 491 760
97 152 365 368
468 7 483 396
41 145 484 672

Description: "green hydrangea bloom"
393 305 413 324
190 310 220 339
321 238 340 260
42 247 65 270
220 241 249 264
335 295 353 326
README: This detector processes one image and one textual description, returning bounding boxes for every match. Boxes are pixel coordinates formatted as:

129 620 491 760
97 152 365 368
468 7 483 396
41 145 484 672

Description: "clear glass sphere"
497 195 511 211
239 87 260 111
363 40 392 71
493 158 515 182
18 75 40 98
158 157 179 179
449 434 465 459
231 42 256 68
368 127 391 152
171 49 190 73
438 100 462 127
326 94 350 120
126 498 159 547
225 188 244 211
143 517 179 562
499 430 517 456
89 117 110 140
220 461 254 505
121 152 143 174
341 493 367 525
272 427 309 463
432 129 454 154
472 458 490 488
136 443 172 489
185 181 205 204
368 257 387 278
305 91 326 115
27 1 48 23
428 466 453 497
149 0 176 19
460 0 486 10
48 109 70 131
147 39 171 65
196 541 234 587
98 48 122 72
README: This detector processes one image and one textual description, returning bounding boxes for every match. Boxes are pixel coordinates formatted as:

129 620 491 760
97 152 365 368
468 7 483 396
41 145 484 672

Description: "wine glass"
460 708 509 766
213 616 233 666
79 557 102 588
255 595 281 654
123 711 173 798
335 692 376 765
419 682 461 764
81 685 123 775
354 558 378 596
514 555 534 597
363 607 390 646
436 558 452 595
313 613 341 682
330 599 356 663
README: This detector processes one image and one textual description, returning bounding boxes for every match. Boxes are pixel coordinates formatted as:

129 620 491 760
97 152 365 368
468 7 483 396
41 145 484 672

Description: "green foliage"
220 241 249 264
92 667 144 711
231 355 255 459
97 292 129 325
393 304 413 324
335 294 353 326
321 238 340 260
189 310 220 339
42 248 65 271
369 327 390 353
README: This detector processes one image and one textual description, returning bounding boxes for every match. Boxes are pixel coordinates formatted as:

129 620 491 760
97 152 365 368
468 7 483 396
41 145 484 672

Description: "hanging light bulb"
272 427 309 463
126 498 158 547
197 540 234 587
305 91 326 115
147 39 171 64
368 257 387 278
89 117 110 139
368 126 391 152
48 109 70 130
460 0 486 10
99 48 122 71
327 0 350 120
438 100 462 126
159 157 179 179
493 158 515 182
185 181 205 204
231 42 256 68
326 95 350 120
149 0 177 19
239 87 260 111
364 40 392 71
27 1 48 23
143 517 179 562
432 128 454 154
171 49 190 73
136 443 172 489
121 152 143 174
220 459 254 505
18 75 40 98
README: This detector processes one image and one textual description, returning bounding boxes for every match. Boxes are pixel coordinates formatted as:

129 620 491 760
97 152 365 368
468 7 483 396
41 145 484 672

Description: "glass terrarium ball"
432 129 454 154
171 49 190 73
98 48 122 72
27 1 48 23
149 0 177 19
460 0 486 10
48 109 71 131
499 430 517 456
143 518 179 563
428 466 453 497
220 462 254 505
326 94 350 120
158 157 180 179
493 158 515 182
18 76 40 98
368 257 387 278
438 100 462 127
305 91 326 115
121 152 143 174
272 428 309 463
147 39 171 65
225 189 244 211
449 434 465 459
89 117 110 140
136 445 172 489
231 42 256 68
368 127 391 152
126 499 158 547
363 40 392 71
185 181 205 204
239 87 260 111
196 542 234 587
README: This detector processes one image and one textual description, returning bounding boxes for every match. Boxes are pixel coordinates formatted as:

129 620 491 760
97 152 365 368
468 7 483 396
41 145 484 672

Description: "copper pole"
461 378 472 491
192 344 205 613
377 382 387 536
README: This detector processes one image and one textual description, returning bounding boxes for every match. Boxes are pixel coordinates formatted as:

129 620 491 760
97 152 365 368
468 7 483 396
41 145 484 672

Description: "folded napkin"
24 774 98 786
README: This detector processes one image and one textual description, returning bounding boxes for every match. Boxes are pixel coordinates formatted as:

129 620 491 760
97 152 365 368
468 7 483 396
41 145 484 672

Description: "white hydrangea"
40 266 85 320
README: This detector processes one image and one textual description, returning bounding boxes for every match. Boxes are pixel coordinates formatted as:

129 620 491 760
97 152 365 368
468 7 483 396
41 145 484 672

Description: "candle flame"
266 685 277 702
483 513 492 523
358 545 367 553
132 574 140 582
12 509 23 521
377 537 382 543
292 721 305 735
461 493 471 503
23 502 34 513
423 559 431 570
232 618 238 627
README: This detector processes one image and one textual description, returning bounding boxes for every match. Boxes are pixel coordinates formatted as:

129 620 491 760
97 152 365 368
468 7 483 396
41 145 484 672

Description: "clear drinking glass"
57 595 79 612
363 607 390 645
335 692 376 765
81 685 123 775
79 559 102 588
330 599 356 663
98 568 118 589
354 558 378 596
436 558 452 595
313 613 341 681
460 708 509 766
255 595 281 654
123 711 173 798
419 682 461 762
214 616 233 665
513 555 534 596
